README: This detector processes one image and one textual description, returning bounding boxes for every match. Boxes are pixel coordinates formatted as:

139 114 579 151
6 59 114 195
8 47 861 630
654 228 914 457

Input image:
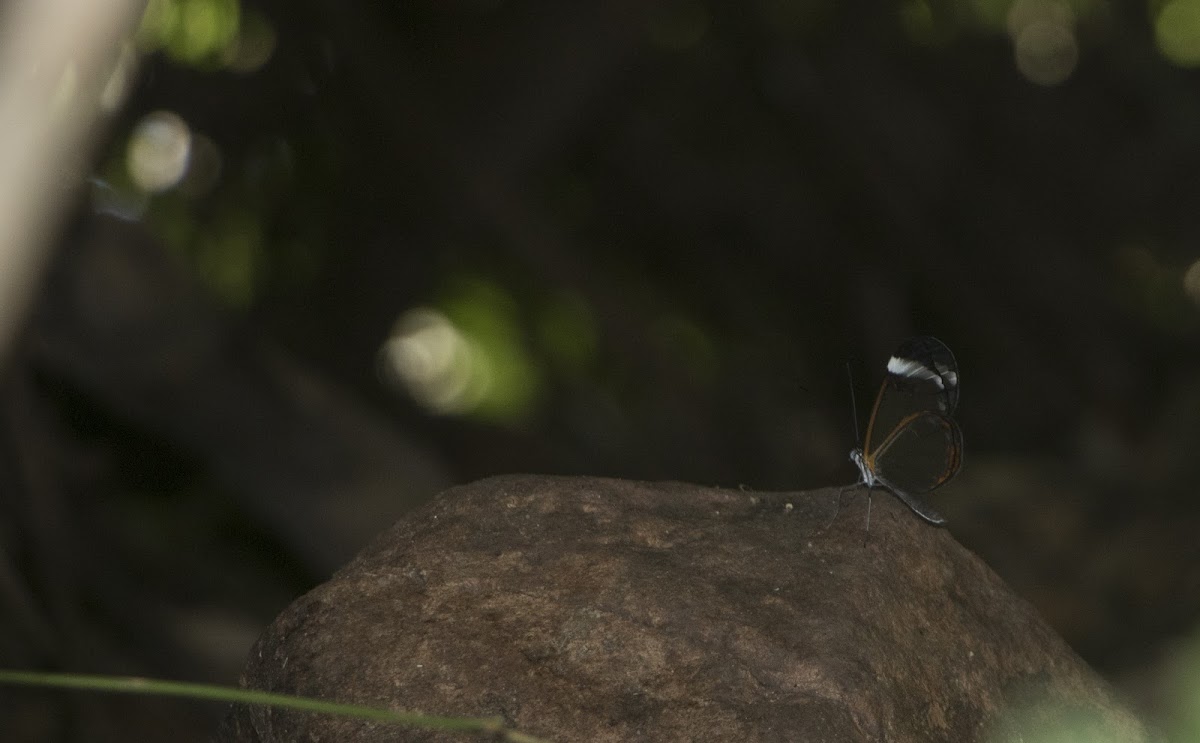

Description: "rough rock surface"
216 474 1151 742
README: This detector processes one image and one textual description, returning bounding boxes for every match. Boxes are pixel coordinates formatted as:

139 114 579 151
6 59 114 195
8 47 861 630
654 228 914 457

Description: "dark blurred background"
4 0 1200 739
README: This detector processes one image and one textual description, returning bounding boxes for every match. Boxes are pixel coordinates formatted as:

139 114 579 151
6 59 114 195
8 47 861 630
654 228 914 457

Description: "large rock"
216 475 1151 742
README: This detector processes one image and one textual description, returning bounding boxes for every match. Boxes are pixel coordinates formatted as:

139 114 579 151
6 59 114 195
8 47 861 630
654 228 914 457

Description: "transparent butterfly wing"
870 410 963 494
862 336 959 459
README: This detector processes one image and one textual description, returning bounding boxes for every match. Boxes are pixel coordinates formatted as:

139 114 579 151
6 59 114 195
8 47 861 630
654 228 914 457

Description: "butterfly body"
850 336 963 526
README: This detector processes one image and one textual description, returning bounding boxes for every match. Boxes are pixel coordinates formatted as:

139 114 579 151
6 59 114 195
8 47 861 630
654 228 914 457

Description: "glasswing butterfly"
848 336 963 527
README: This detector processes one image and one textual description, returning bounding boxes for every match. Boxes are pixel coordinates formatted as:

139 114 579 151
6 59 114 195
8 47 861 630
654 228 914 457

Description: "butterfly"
848 336 963 528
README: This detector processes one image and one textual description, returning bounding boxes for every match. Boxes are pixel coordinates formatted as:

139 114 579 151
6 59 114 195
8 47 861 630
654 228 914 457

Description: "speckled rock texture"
215 474 1151 742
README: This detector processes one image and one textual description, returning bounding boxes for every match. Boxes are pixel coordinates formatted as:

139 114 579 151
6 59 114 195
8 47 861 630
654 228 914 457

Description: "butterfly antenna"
848 360 873 546
846 361 860 443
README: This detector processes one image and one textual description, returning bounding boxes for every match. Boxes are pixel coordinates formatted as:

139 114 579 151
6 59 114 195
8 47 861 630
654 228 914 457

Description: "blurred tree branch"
0 0 147 368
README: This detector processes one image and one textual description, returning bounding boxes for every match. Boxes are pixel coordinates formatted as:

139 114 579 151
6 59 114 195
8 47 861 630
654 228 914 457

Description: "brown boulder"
216 474 1151 742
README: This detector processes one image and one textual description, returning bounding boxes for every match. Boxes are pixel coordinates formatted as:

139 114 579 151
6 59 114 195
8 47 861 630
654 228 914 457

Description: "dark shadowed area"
3 0 1200 740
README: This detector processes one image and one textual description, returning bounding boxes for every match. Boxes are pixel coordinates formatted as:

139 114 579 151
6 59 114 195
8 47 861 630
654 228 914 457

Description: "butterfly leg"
823 483 858 530
862 485 873 547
